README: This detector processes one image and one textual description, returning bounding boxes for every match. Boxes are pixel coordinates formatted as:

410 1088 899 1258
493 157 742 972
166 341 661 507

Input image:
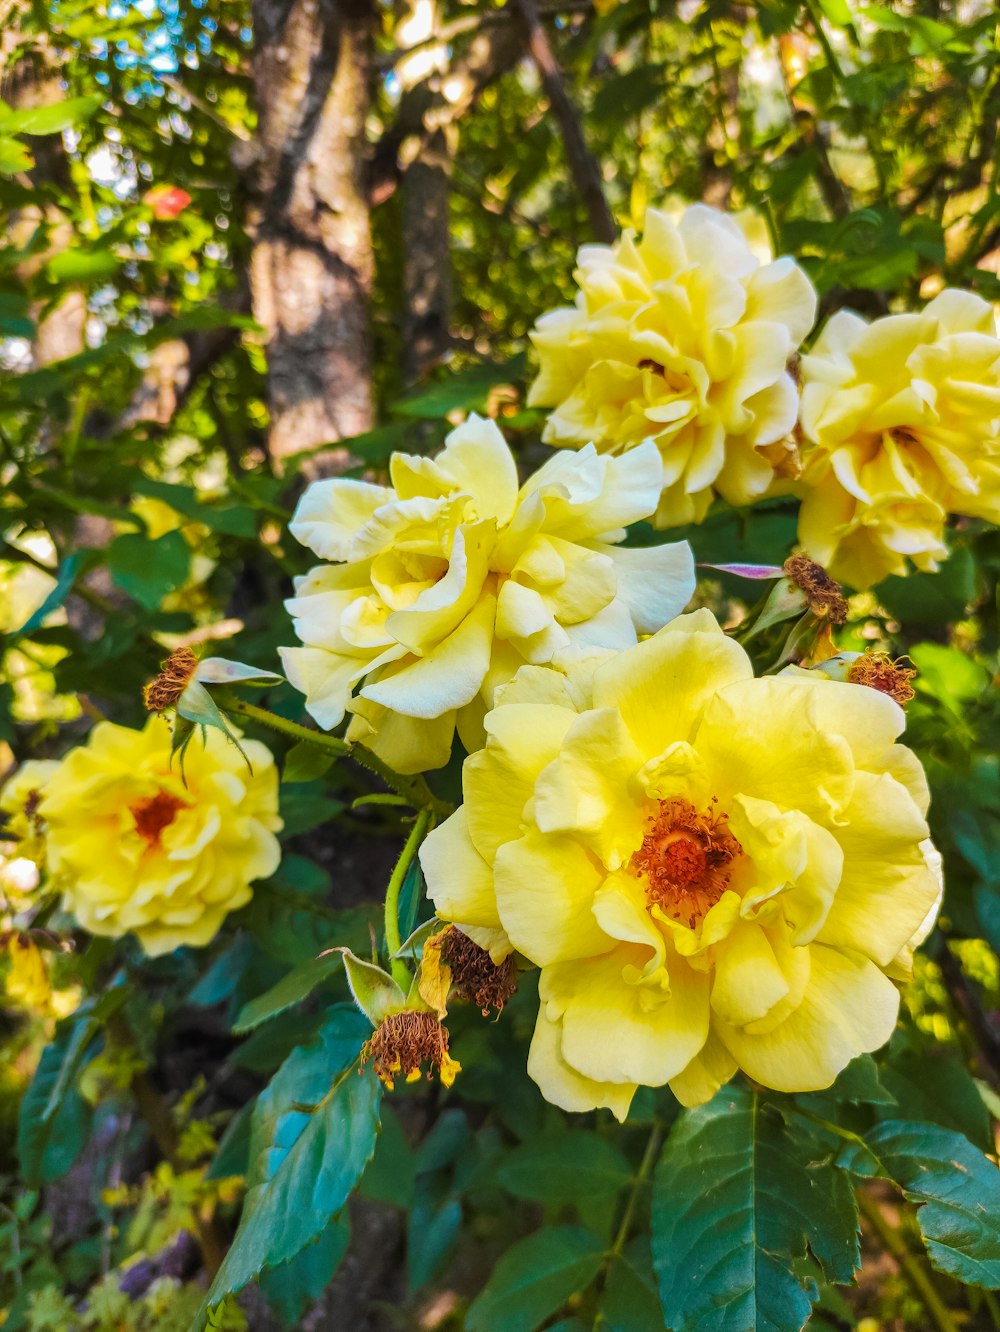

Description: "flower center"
130 790 185 846
630 797 743 928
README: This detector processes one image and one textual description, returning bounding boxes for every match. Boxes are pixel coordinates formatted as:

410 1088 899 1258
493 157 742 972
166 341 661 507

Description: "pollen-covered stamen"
143 647 199 713
130 790 186 846
441 927 517 1016
630 798 743 928
847 651 917 706
361 1011 460 1091
783 553 848 626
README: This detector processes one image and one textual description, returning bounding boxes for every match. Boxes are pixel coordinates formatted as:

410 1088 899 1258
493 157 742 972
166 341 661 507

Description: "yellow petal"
715 944 900 1092
419 806 503 930
591 610 753 760
668 1029 738 1108
494 830 611 966
542 946 711 1087
527 1004 637 1122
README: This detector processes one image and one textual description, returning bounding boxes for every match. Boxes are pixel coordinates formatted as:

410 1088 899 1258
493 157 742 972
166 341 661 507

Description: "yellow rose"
36 719 282 956
419 610 941 1119
798 289 1000 589
1 759 60 866
280 414 694 773
527 204 817 526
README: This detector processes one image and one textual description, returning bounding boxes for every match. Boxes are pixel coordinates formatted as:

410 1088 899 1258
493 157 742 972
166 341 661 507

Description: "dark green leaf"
838 1119 1000 1287
497 1129 632 1205
107 530 191 611
199 1006 380 1323
232 952 342 1034
14 553 80 635
282 740 335 784
652 1087 859 1332
465 1226 605 1332
17 1006 103 1186
259 1217 350 1326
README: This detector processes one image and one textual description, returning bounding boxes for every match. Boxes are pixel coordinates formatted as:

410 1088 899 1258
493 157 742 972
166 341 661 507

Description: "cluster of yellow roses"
5 199 984 1114
529 204 1000 590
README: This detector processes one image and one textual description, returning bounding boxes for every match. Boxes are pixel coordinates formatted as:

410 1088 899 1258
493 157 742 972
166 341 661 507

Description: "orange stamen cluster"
847 651 917 706
441 927 517 1015
130 790 186 846
784 553 848 625
630 798 743 927
143 647 198 713
361 1011 457 1091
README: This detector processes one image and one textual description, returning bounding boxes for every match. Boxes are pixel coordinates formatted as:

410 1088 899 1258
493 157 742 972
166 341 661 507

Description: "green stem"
857 1189 959 1332
214 691 451 817
591 1123 663 1329
384 808 431 990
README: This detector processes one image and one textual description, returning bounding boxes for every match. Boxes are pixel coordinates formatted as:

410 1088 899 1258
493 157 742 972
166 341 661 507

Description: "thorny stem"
857 1190 960 1332
384 807 432 990
214 690 451 819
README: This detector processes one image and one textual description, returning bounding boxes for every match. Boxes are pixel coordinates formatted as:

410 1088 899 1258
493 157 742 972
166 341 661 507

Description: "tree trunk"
397 0 452 382
248 0 376 466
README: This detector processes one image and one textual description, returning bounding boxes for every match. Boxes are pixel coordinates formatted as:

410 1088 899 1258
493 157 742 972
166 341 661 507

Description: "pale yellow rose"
527 204 817 526
798 289 1000 589
280 414 695 773
420 610 941 1119
35 719 282 956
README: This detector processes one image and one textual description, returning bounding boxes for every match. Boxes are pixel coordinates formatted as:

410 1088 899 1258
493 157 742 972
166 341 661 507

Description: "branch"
511 0 615 243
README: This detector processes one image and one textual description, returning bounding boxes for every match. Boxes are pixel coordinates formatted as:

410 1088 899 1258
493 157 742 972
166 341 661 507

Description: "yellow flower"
420 610 941 1118
5 934 51 1009
798 289 1000 589
1 759 60 866
280 414 694 773
36 719 282 956
527 204 817 526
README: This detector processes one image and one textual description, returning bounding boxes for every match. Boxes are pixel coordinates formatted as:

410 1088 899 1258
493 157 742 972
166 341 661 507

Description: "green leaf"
465 1226 605 1332
0 135 32 174
359 1105 416 1208
876 546 976 623
198 1006 380 1323
17 1002 108 1186
0 95 102 136
107 530 191 611
910 642 988 713
838 1119 1000 1287
131 477 258 538
14 553 80 635
0 290 34 337
652 1087 859 1332
497 1130 632 1206
232 952 343 1034
600 1245 663 1332
45 249 120 283
282 740 335 784
395 355 526 419
258 1217 350 1325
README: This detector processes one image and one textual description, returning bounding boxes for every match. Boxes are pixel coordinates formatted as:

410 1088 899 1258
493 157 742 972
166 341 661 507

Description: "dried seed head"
143 648 199 712
847 651 917 706
361 1010 460 1091
783 554 848 625
441 927 517 1016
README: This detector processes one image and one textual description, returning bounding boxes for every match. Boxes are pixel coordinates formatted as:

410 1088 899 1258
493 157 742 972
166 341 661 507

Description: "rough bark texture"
248 0 376 464
397 0 453 382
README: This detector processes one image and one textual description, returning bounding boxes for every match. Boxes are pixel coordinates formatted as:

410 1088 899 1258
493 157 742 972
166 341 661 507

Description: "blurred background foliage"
1 0 999 1328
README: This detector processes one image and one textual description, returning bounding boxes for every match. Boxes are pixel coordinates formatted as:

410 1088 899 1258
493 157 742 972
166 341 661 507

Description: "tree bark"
248 0 376 466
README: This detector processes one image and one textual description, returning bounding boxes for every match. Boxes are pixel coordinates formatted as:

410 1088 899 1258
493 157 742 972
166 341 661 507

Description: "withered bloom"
847 652 917 707
440 926 517 1016
783 553 848 625
361 1010 460 1091
143 647 199 712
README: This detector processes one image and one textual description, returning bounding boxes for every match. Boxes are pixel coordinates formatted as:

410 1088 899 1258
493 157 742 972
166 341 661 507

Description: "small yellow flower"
797 289 1000 589
280 413 694 773
4 934 51 1009
420 610 941 1119
35 719 282 956
527 203 817 526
